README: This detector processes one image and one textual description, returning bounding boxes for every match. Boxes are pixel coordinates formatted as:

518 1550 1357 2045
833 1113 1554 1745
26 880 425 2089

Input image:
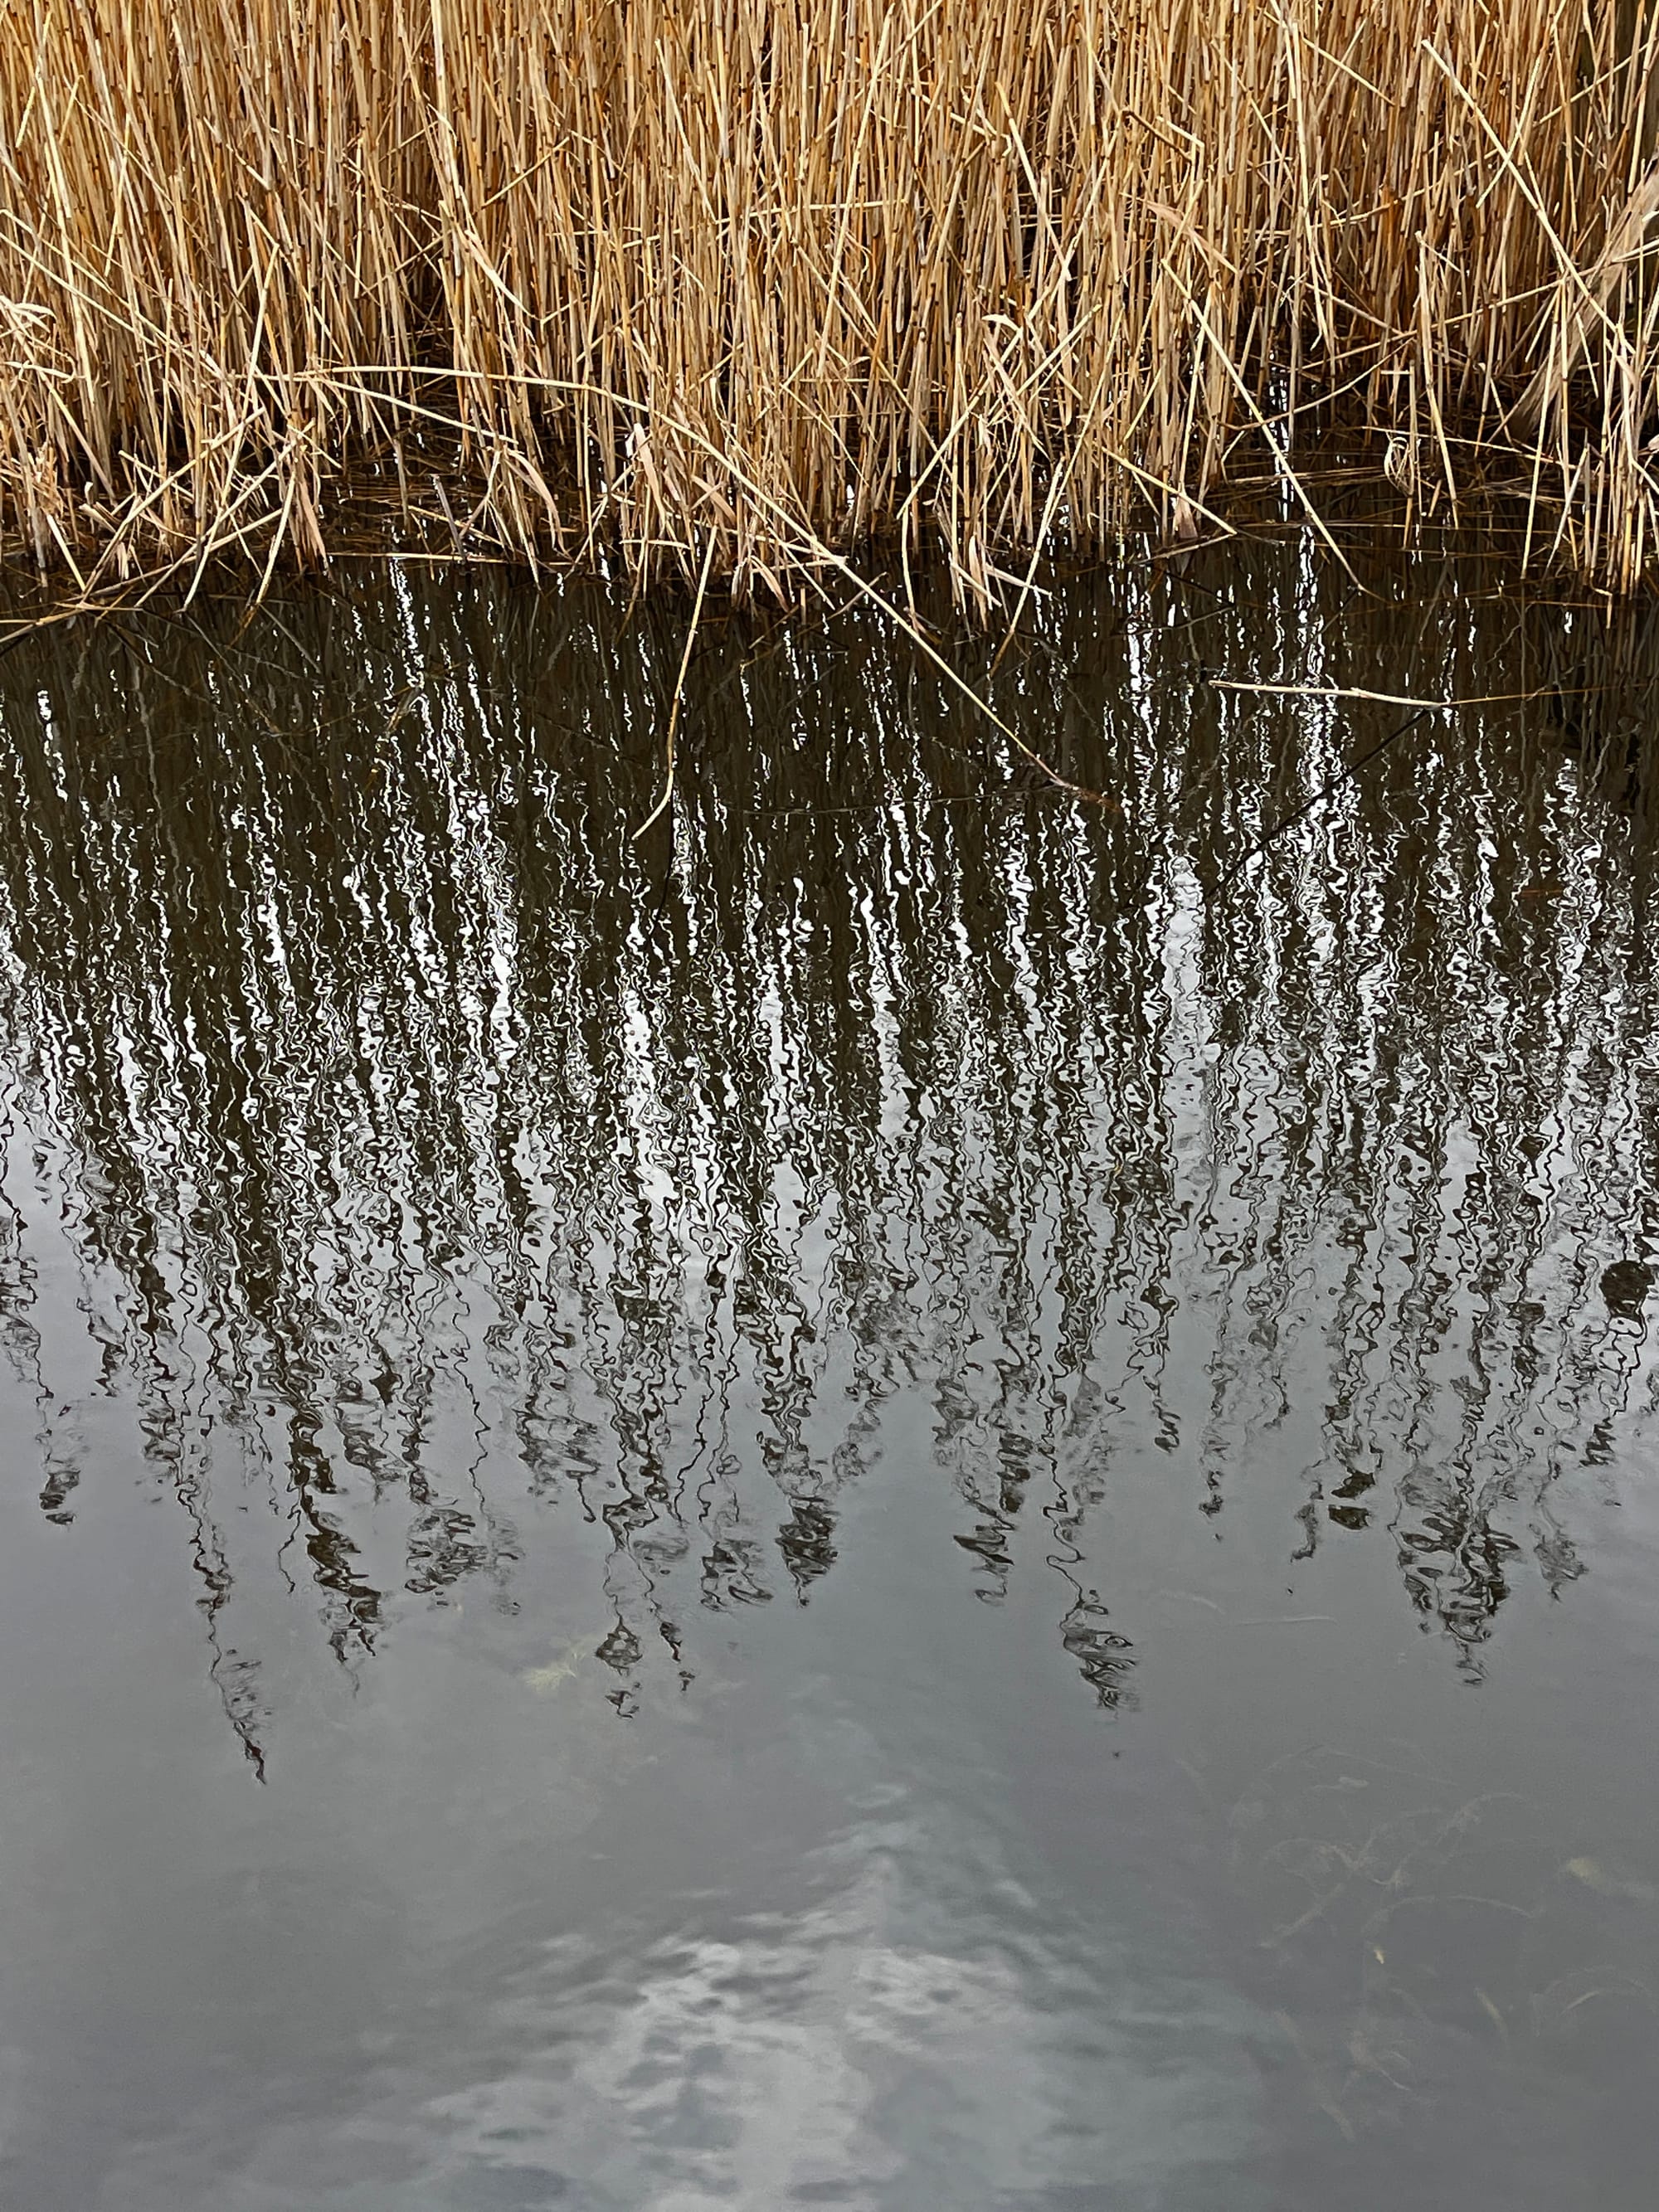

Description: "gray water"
0 542 1657 2210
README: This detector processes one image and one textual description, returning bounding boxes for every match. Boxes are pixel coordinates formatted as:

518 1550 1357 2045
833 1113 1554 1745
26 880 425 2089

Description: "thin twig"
1212 709 1432 890
634 532 717 840
1209 678 1556 708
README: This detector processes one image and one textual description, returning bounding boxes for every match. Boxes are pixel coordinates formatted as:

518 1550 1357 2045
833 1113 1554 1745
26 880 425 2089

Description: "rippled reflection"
2 551 1658 1754
2 550 1659 2203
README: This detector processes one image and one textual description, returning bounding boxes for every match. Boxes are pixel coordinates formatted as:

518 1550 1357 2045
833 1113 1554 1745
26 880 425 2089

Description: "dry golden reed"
1 0 1657 601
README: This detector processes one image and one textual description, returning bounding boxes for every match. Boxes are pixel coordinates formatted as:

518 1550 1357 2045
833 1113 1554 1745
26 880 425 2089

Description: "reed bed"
1 0 1657 602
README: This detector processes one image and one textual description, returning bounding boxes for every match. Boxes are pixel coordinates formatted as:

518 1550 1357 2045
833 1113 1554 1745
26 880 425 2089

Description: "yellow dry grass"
1 0 1657 603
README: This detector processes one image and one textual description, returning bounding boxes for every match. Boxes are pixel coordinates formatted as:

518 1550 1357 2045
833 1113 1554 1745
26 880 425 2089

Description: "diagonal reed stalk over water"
2 0 1658 604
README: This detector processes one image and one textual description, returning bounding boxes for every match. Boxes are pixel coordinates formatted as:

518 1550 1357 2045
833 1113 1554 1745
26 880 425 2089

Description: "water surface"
1 544 1657 2208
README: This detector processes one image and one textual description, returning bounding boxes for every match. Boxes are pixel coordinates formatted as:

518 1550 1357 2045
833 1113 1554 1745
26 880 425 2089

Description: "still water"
0 542 1656 2208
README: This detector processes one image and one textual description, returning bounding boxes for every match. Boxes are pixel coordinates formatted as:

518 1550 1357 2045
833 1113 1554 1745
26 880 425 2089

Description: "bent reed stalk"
1 0 1657 604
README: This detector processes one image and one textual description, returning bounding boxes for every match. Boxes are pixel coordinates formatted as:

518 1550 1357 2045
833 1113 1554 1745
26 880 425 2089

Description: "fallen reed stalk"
2 0 1657 603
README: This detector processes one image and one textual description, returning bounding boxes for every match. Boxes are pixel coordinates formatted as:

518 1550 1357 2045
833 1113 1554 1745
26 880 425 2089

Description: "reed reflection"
0 542 1656 1764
